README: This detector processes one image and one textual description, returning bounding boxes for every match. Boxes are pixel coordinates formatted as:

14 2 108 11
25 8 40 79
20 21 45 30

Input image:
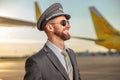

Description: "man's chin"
62 35 71 41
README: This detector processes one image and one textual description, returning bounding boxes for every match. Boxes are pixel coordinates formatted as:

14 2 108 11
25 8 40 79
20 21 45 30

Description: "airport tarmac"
0 56 120 80
77 56 120 80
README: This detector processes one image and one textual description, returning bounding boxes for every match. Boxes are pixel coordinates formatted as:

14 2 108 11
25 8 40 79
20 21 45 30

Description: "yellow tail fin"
35 2 42 21
89 6 119 38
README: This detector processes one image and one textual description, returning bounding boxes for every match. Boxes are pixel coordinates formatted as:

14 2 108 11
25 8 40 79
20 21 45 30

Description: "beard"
54 28 71 41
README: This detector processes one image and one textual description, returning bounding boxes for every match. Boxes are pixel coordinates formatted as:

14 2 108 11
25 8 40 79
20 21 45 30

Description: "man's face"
49 16 71 41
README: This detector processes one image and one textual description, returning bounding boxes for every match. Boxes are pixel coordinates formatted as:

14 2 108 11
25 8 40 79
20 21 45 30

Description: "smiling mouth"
64 30 69 34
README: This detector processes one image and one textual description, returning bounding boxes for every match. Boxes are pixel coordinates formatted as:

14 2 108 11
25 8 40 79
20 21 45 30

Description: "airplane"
0 2 41 27
72 6 120 52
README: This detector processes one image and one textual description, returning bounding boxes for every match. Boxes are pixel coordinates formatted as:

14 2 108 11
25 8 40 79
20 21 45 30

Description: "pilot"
24 3 81 80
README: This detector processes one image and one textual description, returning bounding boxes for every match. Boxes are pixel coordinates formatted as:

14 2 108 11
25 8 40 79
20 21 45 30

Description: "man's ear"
46 24 54 32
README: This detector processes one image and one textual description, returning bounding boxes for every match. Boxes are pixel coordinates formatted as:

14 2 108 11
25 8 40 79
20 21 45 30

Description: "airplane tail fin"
35 2 42 21
89 6 119 38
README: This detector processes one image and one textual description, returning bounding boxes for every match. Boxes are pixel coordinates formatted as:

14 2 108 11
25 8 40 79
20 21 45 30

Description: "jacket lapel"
43 45 69 80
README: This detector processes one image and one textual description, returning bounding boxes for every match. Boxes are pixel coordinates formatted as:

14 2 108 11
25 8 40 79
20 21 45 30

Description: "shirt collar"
46 40 61 54
46 40 68 53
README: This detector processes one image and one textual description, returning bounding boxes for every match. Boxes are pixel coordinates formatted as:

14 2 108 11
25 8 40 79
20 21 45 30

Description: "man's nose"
66 23 71 28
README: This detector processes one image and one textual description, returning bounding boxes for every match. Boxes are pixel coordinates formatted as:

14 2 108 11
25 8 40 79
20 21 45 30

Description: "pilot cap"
37 3 71 31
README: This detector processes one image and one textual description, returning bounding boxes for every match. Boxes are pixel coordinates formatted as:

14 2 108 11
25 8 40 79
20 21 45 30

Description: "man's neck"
48 37 65 50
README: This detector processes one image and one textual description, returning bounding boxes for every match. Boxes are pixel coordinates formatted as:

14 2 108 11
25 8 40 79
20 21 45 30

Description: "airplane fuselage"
95 33 120 51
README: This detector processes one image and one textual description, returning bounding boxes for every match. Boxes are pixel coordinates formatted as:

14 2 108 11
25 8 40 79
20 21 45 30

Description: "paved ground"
77 56 120 80
0 56 120 80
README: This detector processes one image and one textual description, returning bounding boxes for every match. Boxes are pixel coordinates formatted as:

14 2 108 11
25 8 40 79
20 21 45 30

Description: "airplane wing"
71 36 105 42
0 1 42 27
0 16 36 27
73 6 120 51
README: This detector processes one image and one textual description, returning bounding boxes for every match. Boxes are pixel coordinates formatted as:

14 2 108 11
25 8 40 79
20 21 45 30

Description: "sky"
0 0 120 56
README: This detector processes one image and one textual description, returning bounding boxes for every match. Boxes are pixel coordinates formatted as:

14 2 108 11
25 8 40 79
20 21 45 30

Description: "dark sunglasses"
50 20 69 26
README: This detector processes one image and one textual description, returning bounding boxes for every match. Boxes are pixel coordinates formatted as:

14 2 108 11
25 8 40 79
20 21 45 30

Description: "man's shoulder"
28 44 52 60
31 48 46 60
67 48 76 57
67 48 75 53
27 45 48 62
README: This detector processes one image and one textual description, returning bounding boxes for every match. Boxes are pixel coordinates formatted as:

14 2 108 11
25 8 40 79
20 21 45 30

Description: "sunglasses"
50 20 69 26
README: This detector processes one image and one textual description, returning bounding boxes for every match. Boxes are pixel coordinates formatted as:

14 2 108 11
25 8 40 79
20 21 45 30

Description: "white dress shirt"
46 40 68 73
